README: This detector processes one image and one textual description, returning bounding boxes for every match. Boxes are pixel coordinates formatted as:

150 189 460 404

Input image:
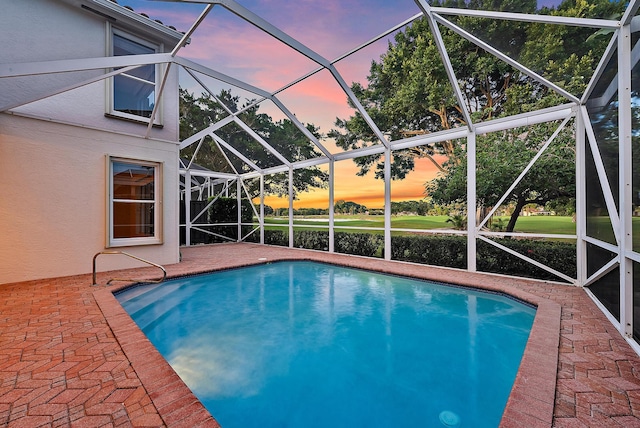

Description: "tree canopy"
428 121 577 231
179 88 328 198
329 0 625 231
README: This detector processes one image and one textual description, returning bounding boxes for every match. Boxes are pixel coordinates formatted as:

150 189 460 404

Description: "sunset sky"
122 0 560 208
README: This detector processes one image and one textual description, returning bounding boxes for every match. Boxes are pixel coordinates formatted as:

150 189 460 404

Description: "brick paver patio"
1 243 639 427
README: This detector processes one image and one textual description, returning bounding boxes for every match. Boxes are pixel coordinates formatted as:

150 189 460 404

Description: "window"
110 30 159 122
109 157 162 246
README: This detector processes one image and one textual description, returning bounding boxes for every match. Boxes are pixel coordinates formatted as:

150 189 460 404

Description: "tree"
180 88 328 198
329 0 541 177
428 122 576 232
390 200 430 215
334 200 368 214
180 88 236 173
329 0 625 231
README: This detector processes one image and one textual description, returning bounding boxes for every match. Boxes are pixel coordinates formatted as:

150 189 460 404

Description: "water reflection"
120 261 535 428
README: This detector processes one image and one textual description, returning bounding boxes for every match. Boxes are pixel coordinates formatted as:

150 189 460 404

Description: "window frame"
107 156 163 247
107 27 163 125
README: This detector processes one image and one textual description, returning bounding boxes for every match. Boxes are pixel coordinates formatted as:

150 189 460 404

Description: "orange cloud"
262 154 446 209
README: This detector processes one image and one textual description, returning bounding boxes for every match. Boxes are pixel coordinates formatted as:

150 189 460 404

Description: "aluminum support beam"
174 56 271 98
467 132 477 272
327 64 391 148
211 0 331 68
237 178 242 242
185 170 191 246
0 53 172 78
474 104 575 134
622 0 640 26
431 6 620 28
233 117 292 167
288 168 294 248
582 105 622 244
583 33 619 104
179 115 235 149
185 137 205 170
179 169 237 180
332 13 424 63
478 236 576 284
212 134 262 173
329 160 335 253
170 4 214 57
384 147 392 261
183 68 236 115
260 175 265 244
618 23 633 338
145 62 172 138
213 138 243 175
576 105 587 287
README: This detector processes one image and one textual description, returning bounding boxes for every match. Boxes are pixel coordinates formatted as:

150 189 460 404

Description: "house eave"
59 0 187 48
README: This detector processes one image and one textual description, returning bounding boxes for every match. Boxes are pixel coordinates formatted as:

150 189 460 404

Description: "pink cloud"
124 1 451 210
127 1 414 134
180 15 319 91
247 0 419 59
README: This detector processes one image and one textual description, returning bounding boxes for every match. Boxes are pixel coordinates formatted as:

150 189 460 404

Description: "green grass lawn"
259 215 640 247
264 215 453 229
260 214 577 234
489 216 576 235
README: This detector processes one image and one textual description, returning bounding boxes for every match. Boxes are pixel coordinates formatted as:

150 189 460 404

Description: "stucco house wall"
0 0 183 284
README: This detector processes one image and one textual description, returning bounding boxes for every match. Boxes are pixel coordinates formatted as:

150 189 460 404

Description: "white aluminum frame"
3 0 640 352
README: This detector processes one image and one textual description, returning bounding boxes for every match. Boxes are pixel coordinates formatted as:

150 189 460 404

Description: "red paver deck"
1 243 640 427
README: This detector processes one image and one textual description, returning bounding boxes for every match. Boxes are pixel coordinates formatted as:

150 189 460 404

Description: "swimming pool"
117 260 535 427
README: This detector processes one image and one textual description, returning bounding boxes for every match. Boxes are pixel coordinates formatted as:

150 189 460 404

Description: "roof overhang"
59 0 187 48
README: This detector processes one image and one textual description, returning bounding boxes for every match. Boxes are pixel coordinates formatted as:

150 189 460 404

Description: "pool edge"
94 288 221 428
98 250 560 427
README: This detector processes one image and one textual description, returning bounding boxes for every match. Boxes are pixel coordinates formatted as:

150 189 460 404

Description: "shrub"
477 238 576 281
263 229 288 246
262 230 382 257
295 230 329 251
391 235 467 269
251 229 577 282
204 197 254 243
335 232 383 257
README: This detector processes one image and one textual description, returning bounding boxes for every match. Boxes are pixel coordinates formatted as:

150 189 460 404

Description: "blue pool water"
117 261 535 428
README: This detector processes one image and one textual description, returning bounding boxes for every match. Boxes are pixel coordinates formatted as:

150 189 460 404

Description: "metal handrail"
92 250 167 286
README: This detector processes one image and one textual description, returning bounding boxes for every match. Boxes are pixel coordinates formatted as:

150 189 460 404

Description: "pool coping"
95 248 561 427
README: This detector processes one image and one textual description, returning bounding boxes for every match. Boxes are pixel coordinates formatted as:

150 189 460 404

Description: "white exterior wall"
0 115 180 284
0 0 180 140
0 0 182 284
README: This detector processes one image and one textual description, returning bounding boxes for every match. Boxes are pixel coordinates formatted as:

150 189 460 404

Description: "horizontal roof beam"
390 127 470 151
179 169 238 179
473 103 575 134
242 104 576 176
0 53 172 78
431 6 620 28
